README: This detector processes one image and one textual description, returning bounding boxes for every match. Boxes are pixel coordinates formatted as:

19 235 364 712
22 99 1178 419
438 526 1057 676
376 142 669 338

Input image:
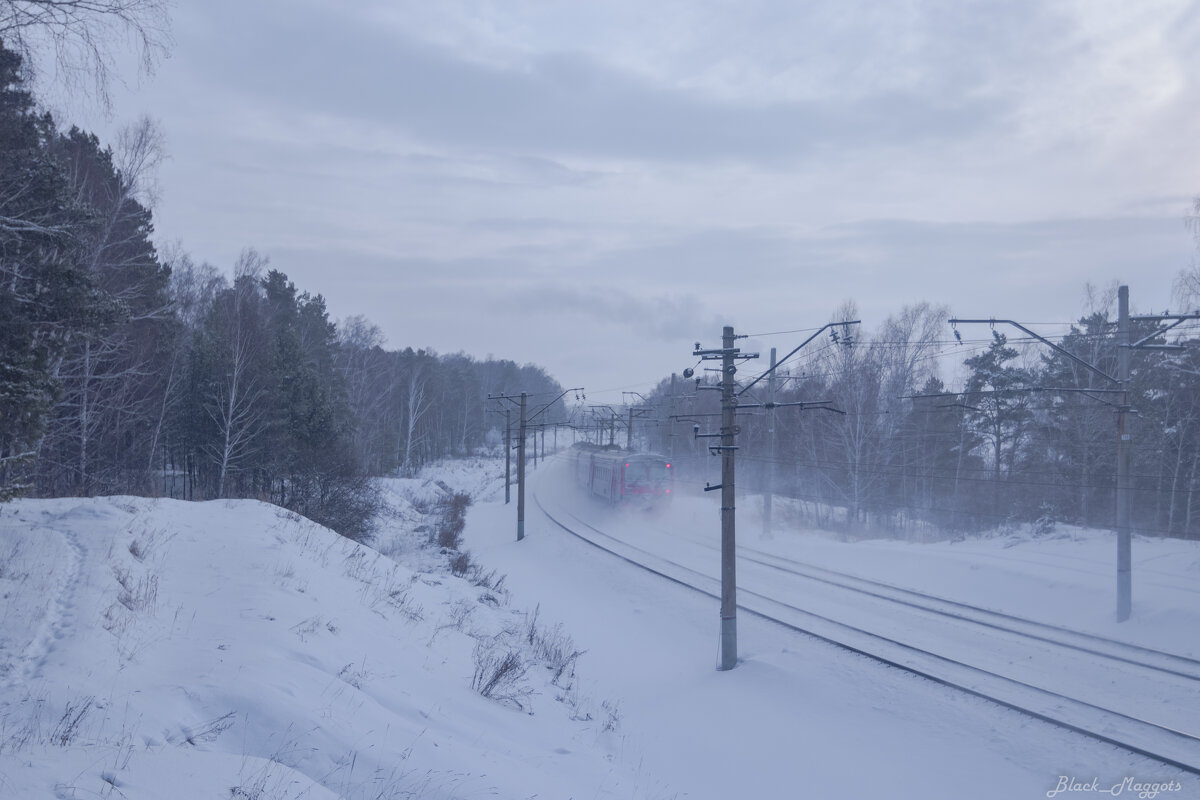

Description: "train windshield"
625 461 670 487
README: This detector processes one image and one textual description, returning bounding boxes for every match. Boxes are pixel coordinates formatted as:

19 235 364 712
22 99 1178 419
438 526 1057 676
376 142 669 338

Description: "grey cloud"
546 216 1193 323
195 4 1007 163
820 216 1190 261
802 217 1193 321
502 284 721 343
249 210 1191 395
582 227 805 284
460 216 600 234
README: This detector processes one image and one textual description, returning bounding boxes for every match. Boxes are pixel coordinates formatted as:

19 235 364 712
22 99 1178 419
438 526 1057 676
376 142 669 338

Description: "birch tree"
336 315 397 474
36 122 170 493
1 0 171 109
398 350 433 476
200 253 267 498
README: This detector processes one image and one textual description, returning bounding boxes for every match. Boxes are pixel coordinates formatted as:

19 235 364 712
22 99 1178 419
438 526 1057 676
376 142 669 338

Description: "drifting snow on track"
532 456 1200 776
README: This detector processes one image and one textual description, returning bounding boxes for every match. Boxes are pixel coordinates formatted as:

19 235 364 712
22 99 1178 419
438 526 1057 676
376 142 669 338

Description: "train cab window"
626 461 670 487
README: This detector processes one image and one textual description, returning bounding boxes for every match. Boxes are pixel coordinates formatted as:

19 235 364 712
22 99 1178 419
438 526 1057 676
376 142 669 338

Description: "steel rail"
532 493 1200 776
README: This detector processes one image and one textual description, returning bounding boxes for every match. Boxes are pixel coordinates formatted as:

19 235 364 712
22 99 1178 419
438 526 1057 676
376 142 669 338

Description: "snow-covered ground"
472 456 1200 800
0 454 1196 798
0 483 639 798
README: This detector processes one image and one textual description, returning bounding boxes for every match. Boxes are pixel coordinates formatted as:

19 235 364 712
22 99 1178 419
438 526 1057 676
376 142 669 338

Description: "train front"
620 454 673 509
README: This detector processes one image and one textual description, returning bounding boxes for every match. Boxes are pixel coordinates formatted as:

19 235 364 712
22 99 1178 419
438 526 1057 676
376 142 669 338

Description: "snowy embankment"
0 468 640 798
2 452 1197 799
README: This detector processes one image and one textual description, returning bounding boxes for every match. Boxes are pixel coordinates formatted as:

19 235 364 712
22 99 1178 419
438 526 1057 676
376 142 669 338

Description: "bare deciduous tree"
400 357 431 477
204 254 268 499
1173 197 1200 309
336 315 398 474
1 0 171 108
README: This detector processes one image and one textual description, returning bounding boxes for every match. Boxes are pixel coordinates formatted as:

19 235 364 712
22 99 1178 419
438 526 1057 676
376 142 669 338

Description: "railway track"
698 534 1200 683
533 492 1200 776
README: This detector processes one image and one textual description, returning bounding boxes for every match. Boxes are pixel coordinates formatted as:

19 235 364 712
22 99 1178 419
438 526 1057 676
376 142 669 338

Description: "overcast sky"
57 0 1200 400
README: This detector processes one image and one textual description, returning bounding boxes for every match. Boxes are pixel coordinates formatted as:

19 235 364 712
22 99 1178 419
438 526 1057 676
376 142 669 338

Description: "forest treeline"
0 42 563 539
6 27 1200 542
638 285 1200 541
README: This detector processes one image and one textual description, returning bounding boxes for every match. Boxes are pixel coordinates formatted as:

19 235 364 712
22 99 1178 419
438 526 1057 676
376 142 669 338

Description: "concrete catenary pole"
517 392 527 541
1117 285 1132 621
719 325 738 670
627 407 635 450
763 346 777 538
668 373 678 461
505 409 511 505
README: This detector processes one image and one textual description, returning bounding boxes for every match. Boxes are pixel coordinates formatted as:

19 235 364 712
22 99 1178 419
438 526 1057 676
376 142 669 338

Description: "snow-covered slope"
1 453 1196 799
0 494 637 799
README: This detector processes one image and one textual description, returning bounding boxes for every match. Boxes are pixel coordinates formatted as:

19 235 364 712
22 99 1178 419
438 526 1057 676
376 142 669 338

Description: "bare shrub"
229 756 299 800
470 567 505 593
448 551 472 577
432 492 471 550
1 695 111 754
1033 504 1058 537
395 593 424 622
50 697 95 746
601 699 621 733
289 615 323 642
123 526 176 563
342 548 371 582
176 712 235 746
524 604 541 646
524 605 585 686
471 639 529 710
0 711 36 754
446 551 506 594
113 566 158 614
0 539 24 581
427 598 474 646
366 576 425 622
337 661 370 690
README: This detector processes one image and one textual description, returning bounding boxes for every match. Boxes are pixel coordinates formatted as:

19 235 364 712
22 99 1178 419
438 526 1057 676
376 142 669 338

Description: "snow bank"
0 494 643 799
3 452 1195 800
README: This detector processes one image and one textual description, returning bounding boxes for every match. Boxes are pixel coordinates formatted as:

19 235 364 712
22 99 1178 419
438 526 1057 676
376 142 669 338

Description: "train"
570 443 673 508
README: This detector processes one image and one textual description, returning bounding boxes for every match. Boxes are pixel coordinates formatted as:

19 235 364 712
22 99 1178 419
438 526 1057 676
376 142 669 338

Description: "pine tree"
35 124 171 494
0 43 91 498
962 333 1034 522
